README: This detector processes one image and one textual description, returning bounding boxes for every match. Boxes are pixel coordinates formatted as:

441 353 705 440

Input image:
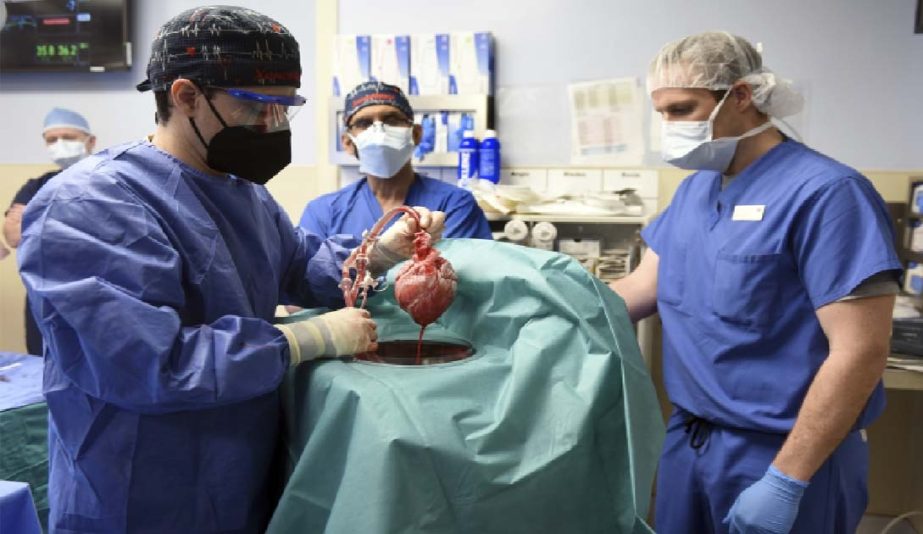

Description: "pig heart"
394 233 457 327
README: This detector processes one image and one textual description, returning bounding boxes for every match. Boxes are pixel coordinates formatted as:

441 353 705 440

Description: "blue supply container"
913 182 923 215
906 262 923 295
448 113 475 153
457 130 479 185
478 129 501 184
414 114 435 160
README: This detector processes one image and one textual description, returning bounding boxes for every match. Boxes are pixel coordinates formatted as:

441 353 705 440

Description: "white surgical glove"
368 206 446 274
275 308 378 365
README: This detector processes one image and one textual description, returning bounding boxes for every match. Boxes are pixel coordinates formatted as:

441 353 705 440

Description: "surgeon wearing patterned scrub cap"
15 6 444 532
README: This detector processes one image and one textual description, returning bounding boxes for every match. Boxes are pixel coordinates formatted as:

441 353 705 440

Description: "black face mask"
189 95 292 185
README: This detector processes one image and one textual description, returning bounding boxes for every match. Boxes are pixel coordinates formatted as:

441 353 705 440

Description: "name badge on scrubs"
732 205 765 221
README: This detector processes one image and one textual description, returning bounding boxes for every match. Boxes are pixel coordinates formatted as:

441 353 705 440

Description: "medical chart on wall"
568 77 644 166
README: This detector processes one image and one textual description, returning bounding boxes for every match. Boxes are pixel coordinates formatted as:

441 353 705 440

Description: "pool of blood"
354 340 473 366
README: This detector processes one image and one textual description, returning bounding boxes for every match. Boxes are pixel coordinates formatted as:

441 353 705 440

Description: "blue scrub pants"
655 408 868 534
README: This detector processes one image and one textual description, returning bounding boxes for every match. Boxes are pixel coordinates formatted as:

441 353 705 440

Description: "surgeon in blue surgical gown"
16 6 443 533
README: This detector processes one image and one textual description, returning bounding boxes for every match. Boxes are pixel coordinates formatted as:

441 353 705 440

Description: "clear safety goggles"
208 86 307 133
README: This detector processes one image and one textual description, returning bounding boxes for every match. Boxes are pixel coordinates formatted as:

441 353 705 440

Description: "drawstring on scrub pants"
684 415 713 450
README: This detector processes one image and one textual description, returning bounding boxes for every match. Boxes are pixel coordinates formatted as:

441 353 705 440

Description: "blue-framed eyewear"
219 87 307 107
209 86 307 131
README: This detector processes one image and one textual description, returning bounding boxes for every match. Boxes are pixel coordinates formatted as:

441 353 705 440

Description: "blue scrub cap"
343 81 414 125
137 5 301 92
43 108 92 135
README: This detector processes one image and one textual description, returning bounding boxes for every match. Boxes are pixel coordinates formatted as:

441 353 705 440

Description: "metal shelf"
902 250 923 264
883 367 923 391
509 213 650 224
486 213 650 224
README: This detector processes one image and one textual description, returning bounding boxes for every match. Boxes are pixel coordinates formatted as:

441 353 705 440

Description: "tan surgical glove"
368 206 446 275
275 307 378 366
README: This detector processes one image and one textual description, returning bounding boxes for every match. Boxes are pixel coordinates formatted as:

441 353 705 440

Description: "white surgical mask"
349 122 415 179
47 139 88 169
660 92 773 172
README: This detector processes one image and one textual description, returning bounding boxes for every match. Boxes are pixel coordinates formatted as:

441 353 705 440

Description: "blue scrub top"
642 140 901 434
298 174 493 240
17 140 359 532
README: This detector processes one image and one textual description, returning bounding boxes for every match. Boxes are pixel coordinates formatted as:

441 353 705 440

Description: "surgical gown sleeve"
297 196 331 237
442 189 494 239
276 222 360 309
18 186 292 415
790 176 902 308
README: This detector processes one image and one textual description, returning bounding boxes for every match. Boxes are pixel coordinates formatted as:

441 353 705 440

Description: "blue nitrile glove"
724 465 809 534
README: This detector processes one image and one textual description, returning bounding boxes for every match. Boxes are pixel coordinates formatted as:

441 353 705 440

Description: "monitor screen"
0 0 131 72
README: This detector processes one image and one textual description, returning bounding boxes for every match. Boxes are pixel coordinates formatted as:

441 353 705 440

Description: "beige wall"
265 165 322 223
1 165 53 354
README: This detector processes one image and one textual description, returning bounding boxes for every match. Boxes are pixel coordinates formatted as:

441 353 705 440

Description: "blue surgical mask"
660 92 773 172
349 122 415 179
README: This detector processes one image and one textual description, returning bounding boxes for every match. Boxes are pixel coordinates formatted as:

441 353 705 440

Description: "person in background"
610 31 901 534
4 107 95 355
299 81 492 240
17 6 443 532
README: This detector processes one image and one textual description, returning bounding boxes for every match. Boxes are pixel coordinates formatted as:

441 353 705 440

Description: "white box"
602 169 659 198
450 32 494 95
371 34 410 93
409 34 450 95
603 169 659 215
912 221 923 252
500 168 547 191
546 168 603 197
332 34 371 96
434 112 449 154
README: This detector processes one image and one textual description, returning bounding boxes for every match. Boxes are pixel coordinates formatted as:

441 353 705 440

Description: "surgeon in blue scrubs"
5 107 96 356
16 7 443 533
611 32 901 534
299 81 493 240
